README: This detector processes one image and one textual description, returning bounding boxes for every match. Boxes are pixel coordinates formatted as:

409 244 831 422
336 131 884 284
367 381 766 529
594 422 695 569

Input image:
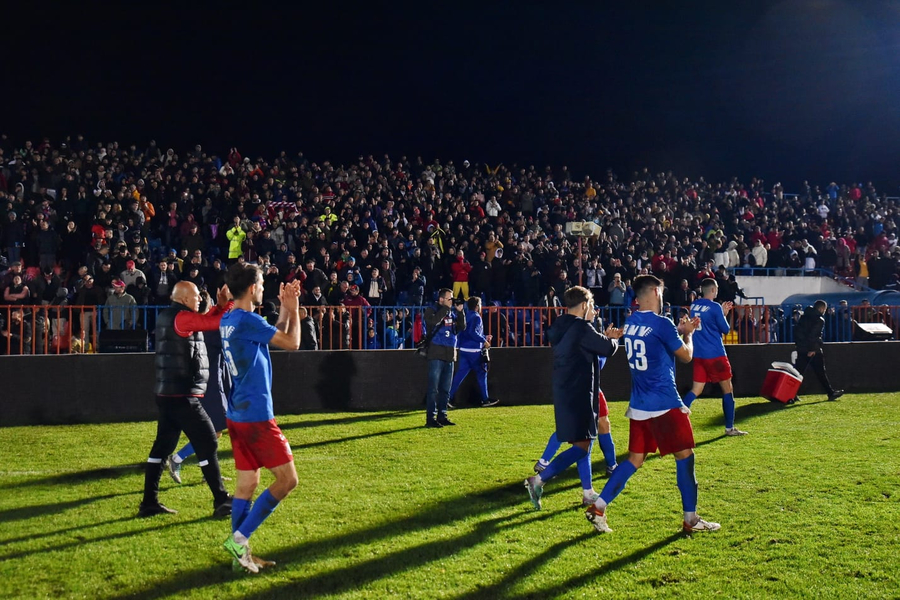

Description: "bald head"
172 281 201 312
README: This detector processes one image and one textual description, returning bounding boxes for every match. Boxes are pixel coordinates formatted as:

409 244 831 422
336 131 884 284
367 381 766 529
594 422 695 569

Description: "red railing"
1 303 897 354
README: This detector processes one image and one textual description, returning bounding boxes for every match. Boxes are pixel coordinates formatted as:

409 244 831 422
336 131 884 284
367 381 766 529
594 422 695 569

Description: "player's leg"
720 377 746 435
225 467 262 573
655 408 719 532
179 399 230 512
575 439 598 504
473 354 493 406
234 461 297 543
534 431 561 473
140 399 183 515
596 392 617 474
171 430 224 481
587 418 652 533
683 360 707 407
526 439 590 509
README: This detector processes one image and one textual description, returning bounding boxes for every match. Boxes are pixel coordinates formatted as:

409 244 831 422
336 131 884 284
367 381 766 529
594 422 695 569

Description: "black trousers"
795 351 835 396
143 395 228 506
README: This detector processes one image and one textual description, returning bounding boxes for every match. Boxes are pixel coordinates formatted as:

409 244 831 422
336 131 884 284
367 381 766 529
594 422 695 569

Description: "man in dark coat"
524 286 622 509
793 300 843 402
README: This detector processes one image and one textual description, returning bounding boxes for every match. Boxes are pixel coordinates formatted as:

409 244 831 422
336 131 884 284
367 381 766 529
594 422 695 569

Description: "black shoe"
213 495 233 518
828 390 844 401
425 420 444 428
447 401 456 410
786 396 801 405
138 502 178 518
437 417 456 426
480 398 500 407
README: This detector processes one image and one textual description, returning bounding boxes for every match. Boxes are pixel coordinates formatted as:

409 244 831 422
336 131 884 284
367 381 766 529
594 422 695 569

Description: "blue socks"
682 391 697 408
575 441 594 491
235 489 280 540
539 445 588 483
176 442 195 462
723 393 735 430
540 432 561 463
675 453 698 512
232 497 251 533
597 433 616 470
598 459 637 506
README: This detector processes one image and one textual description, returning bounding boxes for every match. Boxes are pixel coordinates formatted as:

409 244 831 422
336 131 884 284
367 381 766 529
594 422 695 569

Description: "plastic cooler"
760 361 803 403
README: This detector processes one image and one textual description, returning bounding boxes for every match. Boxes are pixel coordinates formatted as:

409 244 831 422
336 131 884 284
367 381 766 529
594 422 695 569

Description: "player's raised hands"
217 284 232 307
722 301 734 316
604 324 625 339
678 315 701 335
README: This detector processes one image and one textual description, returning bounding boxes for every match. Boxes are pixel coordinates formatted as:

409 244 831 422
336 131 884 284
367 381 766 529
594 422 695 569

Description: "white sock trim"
147 458 162 464
198 460 209 467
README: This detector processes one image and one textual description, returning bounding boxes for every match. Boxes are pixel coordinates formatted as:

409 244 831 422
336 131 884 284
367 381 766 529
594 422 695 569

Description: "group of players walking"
136 267 822 574
527 276 750 534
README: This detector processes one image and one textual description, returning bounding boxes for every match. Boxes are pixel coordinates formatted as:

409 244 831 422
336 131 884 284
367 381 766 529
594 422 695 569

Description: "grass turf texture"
0 394 898 599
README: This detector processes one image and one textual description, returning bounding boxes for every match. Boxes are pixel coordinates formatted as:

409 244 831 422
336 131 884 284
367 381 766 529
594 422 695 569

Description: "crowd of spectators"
2 133 900 340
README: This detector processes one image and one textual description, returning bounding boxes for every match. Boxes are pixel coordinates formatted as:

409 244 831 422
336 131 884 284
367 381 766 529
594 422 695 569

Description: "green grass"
1 394 898 599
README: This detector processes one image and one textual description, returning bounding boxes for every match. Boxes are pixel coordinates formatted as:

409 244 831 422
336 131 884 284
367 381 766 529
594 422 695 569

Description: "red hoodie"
450 257 472 282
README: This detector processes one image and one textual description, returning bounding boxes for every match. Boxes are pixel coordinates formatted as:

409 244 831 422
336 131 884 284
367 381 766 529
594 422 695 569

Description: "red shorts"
693 356 733 384
596 390 609 418
628 408 695 456
227 418 293 471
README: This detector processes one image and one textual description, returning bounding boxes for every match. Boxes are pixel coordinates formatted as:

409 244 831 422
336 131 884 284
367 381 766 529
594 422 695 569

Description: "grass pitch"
0 394 898 599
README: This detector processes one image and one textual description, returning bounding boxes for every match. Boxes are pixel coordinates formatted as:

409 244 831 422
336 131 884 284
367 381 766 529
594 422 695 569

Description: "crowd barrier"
1 303 898 354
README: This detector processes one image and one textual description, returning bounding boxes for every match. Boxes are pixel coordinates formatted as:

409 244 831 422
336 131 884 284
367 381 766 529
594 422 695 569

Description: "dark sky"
6 1 900 189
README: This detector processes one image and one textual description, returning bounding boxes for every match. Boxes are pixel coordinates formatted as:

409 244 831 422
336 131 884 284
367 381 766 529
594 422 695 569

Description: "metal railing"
1 303 897 354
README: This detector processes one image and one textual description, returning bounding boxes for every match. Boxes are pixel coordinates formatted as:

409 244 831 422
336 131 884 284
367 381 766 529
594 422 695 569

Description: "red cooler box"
760 362 802 403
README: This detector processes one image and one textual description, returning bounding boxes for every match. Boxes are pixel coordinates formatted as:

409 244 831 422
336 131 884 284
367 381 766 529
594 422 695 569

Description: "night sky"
6 1 900 189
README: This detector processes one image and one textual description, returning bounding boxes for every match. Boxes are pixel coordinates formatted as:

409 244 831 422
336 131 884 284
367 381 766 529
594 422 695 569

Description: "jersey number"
625 338 648 371
222 340 239 377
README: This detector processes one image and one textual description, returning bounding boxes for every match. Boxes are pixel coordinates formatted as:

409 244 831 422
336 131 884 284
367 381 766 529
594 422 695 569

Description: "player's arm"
674 315 700 363
271 281 301 350
716 302 732 334
579 322 621 357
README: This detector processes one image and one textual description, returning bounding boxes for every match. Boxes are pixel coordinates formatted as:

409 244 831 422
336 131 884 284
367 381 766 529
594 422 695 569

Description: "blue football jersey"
689 298 730 359
220 308 278 423
623 310 685 412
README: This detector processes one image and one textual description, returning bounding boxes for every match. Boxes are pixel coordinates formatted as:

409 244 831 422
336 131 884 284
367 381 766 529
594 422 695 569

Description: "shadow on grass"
0 490 142 523
0 515 136 545
458 531 594 600
278 410 416 430
505 530 685 599
289 426 423 451
0 464 144 491
109 481 570 600
0 515 211 562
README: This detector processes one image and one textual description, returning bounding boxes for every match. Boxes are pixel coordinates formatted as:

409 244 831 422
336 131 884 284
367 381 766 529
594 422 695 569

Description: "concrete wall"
735 276 850 304
2 342 898 426
735 275 850 304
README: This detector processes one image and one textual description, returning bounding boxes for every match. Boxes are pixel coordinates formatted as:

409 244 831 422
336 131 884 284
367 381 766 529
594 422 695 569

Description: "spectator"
607 273 626 306
104 279 136 330
1 309 32 355
450 252 472 299
298 307 318 350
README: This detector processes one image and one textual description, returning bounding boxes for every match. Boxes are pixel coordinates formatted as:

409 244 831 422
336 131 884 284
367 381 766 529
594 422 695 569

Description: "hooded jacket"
548 313 618 441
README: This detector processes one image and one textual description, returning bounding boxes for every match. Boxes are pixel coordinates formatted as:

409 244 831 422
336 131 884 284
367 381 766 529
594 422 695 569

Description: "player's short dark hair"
700 278 718 295
633 274 663 299
814 299 827 311
466 296 481 311
226 263 261 300
563 286 592 308
437 288 453 300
